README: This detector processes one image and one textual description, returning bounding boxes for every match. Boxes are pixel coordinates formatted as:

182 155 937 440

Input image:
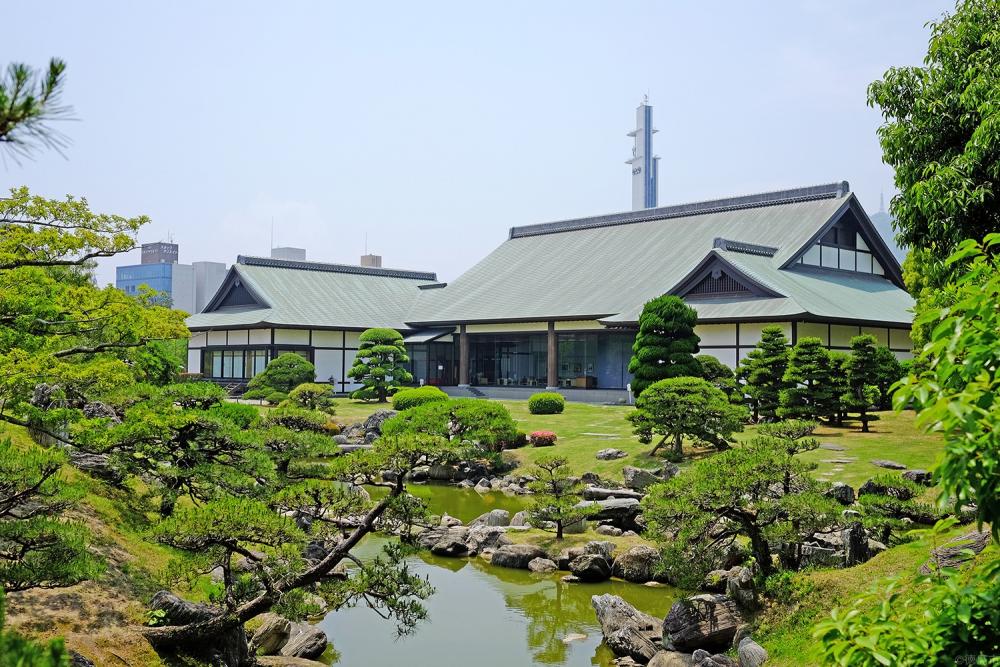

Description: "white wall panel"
699 347 738 369
802 245 821 266
466 322 548 333
739 322 791 346
695 323 737 346
274 328 309 345
821 245 839 268
313 349 342 384
312 330 343 347
889 328 912 351
187 349 201 373
248 329 271 345
227 329 249 345
797 322 828 344
342 349 360 389
830 324 860 347
207 331 227 346
892 350 914 361
189 332 207 348
860 326 889 346
344 331 362 348
555 320 604 330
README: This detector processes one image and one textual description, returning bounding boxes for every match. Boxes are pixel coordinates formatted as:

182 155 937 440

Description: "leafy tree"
0 438 102 592
843 335 881 432
0 59 72 162
284 382 336 414
643 438 841 579
626 295 701 396
142 434 452 666
77 382 276 516
526 456 596 539
628 377 747 457
828 350 852 425
742 326 791 421
872 345 903 410
246 353 315 395
696 354 738 400
348 328 412 402
757 419 820 494
779 337 837 421
381 398 518 453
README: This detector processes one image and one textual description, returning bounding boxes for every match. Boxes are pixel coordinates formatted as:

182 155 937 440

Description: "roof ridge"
509 181 850 239
237 255 437 282
712 237 778 257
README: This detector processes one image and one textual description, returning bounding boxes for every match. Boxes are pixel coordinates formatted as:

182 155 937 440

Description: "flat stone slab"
338 444 373 453
582 432 621 437
872 459 907 470
819 443 847 451
822 458 857 464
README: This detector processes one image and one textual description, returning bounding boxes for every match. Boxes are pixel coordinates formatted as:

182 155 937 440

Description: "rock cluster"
250 613 329 660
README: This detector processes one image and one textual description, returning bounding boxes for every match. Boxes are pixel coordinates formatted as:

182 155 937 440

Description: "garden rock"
250 613 292 655
280 623 328 659
597 448 628 460
528 557 558 573
825 482 855 505
563 516 588 533
257 658 328 667
649 652 696 667
737 637 768 667
692 650 738 666
597 524 624 536
570 554 612 582
591 593 661 639
607 626 659 662
464 525 510 555
584 486 645 501
491 544 547 569
575 498 641 531
661 463 680 480
470 509 511 527
871 459 907 470
858 478 915 500
920 530 991 573
724 567 757 609
585 540 616 559
431 535 471 557
510 510 531 527
798 544 842 568
69 652 96 667
842 522 870 566
439 514 463 528
362 409 397 435
662 594 743 652
902 469 932 485
623 466 661 492
612 545 661 583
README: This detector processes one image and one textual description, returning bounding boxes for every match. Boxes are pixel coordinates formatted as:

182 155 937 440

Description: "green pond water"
318 484 678 666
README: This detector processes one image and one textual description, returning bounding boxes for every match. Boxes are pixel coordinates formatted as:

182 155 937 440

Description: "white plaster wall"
248 329 271 345
860 326 889 346
700 347 738 368
311 330 342 347
739 322 791 346
889 329 912 350
465 322 548 333
313 349 342 384
227 329 249 345
695 323 737 346
274 328 309 345
830 324 860 347
187 349 201 373
207 331 227 346
189 332 207 348
797 322 828 344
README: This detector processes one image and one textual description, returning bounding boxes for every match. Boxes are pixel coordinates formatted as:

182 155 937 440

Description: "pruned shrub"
265 391 288 405
241 388 269 401
263 407 328 433
392 386 448 411
207 402 260 429
528 392 565 415
286 383 336 414
529 430 557 447
381 398 518 453
247 353 315 394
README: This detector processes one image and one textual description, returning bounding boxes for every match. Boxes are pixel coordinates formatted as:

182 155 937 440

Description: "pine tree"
779 337 837 421
348 328 412 402
873 345 903 410
828 351 852 425
627 295 701 397
744 326 791 421
527 456 596 539
844 335 882 432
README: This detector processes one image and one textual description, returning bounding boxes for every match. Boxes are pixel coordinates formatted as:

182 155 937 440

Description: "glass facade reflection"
469 334 548 387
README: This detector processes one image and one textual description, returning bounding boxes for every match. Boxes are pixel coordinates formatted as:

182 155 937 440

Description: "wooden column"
546 321 558 389
458 324 470 386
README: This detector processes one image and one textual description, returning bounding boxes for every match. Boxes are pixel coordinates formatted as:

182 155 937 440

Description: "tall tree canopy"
739 325 790 421
348 328 412 402
627 295 701 396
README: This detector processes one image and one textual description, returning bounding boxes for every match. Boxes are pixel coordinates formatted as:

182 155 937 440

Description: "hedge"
392 385 449 411
528 392 565 415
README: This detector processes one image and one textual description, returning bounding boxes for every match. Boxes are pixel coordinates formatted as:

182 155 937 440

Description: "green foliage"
391 385 448 411
131 339 188 386
872 345 904 410
0 439 103 592
0 589 69 666
265 391 288 405
895 236 1000 534
247 353 315 395
527 392 565 415
286 382 336 414
206 401 260 429
815 521 1000 666
241 388 269 401
643 438 841 578
348 328 412 403
779 337 838 421
696 354 738 400
381 398 518 453
627 294 702 396
628 377 747 457
161 381 226 409
0 58 72 162
740 325 791 420
262 406 330 434
527 456 597 539
842 335 882 432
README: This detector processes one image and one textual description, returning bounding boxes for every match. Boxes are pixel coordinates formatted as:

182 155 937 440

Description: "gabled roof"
407 182 910 327
186 256 437 331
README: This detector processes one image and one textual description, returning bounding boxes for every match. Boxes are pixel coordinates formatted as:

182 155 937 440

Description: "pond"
318 484 678 666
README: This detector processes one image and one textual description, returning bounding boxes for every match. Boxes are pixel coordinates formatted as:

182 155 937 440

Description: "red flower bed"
529 430 557 447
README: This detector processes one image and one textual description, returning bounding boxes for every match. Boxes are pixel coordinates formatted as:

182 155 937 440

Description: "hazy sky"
5 1 951 286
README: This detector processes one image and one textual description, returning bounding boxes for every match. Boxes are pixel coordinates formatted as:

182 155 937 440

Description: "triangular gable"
780 194 905 288
670 251 784 300
202 266 270 313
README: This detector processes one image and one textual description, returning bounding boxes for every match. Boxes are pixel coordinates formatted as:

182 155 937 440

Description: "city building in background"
116 242 226 314
270 246 307 261
626 96 659 210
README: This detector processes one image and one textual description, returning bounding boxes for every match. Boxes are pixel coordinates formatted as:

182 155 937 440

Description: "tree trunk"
556 520 564 540
744 523 773 577
673 433 683 456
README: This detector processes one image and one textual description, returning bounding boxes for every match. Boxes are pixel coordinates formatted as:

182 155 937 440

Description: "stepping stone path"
819 443 847 451
872 459 907 470
583 433 621 437
822 458 857 464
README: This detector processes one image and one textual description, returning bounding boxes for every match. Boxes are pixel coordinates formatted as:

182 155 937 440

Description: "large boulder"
737 637 768 667
607 626 660 662
280 623 328 660
464 525 511 555
842 522 870 566
417 525 468 550
569 554 612 582
362 409 397 435
623 466 661 492
528 557 558 573
431 535 471 557
597 448 628 460
858 478 916 500
692 650 737 666
510 510 531 527
491 544 548 569
649 652 696 667
724 567 757 610
902 469 932 486
575 498 642 531
825 482 855 505
613 545 662 583
584 486 645 501
919 530 991 574
470 509 511 527
662 594 743 652
257 658 328 667
149 590 215 625
69 653 95 667
563 516 588 534
585 540 616 559
250 613 292 655
591 593 661 637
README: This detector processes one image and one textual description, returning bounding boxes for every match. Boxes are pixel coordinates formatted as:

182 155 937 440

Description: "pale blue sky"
5 1 951 285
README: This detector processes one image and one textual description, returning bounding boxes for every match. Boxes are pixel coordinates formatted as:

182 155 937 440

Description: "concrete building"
270 247 307 261
116 242 226 315
626 97 659 210
185 181 914 399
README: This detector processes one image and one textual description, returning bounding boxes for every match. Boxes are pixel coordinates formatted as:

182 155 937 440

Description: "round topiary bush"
528 392 565 415
265 391 289 405
392 385 449 411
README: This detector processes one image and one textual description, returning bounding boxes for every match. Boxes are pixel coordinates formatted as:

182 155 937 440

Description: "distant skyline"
4 1 951 287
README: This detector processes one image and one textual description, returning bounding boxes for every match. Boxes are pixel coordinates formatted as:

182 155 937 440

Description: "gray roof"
409 182 913 326
186 256 436 331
